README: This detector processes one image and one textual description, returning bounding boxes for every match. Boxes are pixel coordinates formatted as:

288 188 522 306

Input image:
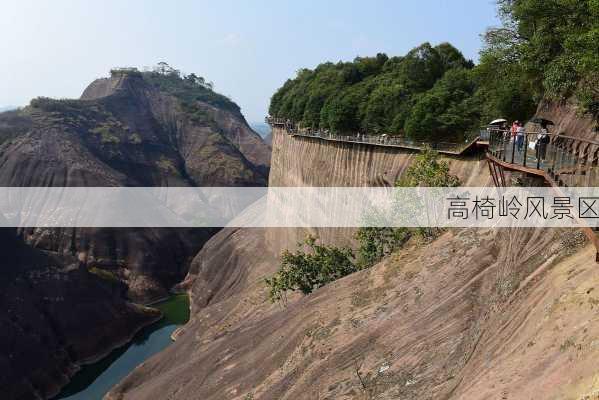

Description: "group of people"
506 120 551 161
510 120 527 152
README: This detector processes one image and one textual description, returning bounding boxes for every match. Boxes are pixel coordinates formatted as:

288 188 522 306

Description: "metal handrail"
266 116 480 155
486 128 599 187
488 128 599 147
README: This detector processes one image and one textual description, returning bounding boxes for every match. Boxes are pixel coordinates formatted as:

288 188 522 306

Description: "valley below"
107 117 599 400
0 67 270 400
2 2 599 395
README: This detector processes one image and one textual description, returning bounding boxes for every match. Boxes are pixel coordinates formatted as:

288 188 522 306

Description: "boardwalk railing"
266 117 480 156
487 128 599 187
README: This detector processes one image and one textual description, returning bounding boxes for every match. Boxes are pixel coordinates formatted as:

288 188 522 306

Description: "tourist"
516 122 525 152
536 124 550 161
511 120 519 142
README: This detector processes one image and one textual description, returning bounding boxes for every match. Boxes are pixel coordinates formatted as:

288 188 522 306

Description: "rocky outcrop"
0 71 270 300
107 128 518 400
108 226 593 400
0 70 270 399
0 225 161 400
269 127 490 188
533 99 598 142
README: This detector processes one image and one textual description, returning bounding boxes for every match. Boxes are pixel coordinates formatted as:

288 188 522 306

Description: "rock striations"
109 123 598 400
0 69 270 399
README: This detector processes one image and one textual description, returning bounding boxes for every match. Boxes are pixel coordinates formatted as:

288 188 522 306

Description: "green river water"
54 294 190 400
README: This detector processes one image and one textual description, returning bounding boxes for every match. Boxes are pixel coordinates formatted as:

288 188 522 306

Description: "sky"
0 0 501 123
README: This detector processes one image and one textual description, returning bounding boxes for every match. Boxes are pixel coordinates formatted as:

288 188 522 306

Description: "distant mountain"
0 105 17 113
250 121 272 145
0 67 271 399
250 121 271 138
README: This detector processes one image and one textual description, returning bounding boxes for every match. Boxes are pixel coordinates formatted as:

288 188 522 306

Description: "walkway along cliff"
107 107 599 400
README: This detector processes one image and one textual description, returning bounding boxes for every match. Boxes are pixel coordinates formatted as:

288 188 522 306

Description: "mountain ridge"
0 67 270 399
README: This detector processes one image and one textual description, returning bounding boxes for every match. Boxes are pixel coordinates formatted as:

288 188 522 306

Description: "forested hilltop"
269 0 599 142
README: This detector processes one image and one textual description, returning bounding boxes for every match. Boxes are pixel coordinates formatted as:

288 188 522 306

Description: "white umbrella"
489 118 507 125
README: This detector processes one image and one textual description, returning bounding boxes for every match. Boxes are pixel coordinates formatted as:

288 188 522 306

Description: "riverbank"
54 294 190 400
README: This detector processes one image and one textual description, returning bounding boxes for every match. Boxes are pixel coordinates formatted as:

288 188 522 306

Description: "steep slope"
0 69 270 400
0 224 160 400
0 69 270 300
110 127 598 400
108 227 593 400
107 129 502 400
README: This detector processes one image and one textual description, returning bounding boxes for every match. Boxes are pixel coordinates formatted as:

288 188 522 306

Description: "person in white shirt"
516 123 525 152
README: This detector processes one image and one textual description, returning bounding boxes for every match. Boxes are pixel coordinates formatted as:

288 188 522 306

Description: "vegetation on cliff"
266 149 461 303
29 63 240 121
356 147 461 266
478 0 599 116
139 63 241 114
269 43 478 140
269 0 599 141
265 236 359 304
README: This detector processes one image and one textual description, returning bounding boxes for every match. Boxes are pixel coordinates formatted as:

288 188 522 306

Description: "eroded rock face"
533 99 598 142
0 71 270 300
105 128 504 400
0 226 161 400
109 226 596 400
109 125 598 400
0 71 270 399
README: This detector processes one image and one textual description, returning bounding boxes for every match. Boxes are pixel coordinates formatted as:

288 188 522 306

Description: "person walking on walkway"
511 121 519 142
536 124 550 161
516 122 525 152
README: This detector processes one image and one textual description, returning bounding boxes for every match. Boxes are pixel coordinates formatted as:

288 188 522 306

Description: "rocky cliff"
110 227 593 400
0 69 270 399
112 128 599 400
0 224 161 400
533 99 598 142
109 122 598 400
0 69 270 300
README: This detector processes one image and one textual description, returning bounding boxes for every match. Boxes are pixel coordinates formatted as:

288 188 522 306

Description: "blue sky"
0 0 501 122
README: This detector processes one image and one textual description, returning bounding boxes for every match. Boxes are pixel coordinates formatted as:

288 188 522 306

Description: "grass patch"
153 294 190 325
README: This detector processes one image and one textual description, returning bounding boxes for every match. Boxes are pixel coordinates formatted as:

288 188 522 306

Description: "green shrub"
141 66 240 114
129 132 142 144
356 227 410 268
265 236 359 304
356 147 460 266
90 124 121 144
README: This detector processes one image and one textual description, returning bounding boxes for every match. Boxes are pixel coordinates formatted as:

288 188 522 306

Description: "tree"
155 61 172 75
355 227 409 267
184 73 206 87
265 236 358 304
397 146 461 187
405 69 480 141
481 0 599 115
268 42 480 138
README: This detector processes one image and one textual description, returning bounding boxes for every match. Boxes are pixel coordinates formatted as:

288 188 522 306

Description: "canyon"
0 69 270 399
106 103 599 400
2 68 598 400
